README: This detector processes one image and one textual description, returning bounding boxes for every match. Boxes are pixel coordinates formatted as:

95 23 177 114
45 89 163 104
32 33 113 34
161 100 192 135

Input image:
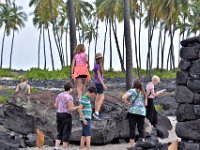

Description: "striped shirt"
80 95 92 120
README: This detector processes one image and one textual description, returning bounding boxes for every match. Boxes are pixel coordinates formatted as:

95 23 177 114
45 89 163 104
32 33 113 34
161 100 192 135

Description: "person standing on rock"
93 53 107 120
122 80 147 148
146 75 166 128
54 82 79 150
78 86 97 150
15 76 31 94
71 44 91 102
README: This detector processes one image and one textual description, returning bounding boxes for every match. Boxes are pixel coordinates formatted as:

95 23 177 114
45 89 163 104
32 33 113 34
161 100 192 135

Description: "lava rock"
181 36 200 47
180 47 199 60
187 79 200 91
0 132 20 150
156 126 169 139
176 120 200 141
175 86 194 104
190 59 200 77
176 104 196 122
178 59 191 71
176 71 188 85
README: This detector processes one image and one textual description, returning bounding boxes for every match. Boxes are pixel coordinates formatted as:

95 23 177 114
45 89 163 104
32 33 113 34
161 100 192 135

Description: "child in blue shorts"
78 86 97 150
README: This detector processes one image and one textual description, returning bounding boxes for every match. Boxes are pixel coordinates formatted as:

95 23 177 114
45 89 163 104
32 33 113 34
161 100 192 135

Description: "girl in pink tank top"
71 44 91 101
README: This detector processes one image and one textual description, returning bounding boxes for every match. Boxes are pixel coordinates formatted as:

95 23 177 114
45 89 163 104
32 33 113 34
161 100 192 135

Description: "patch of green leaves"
155 104 163 112
0 88 14 104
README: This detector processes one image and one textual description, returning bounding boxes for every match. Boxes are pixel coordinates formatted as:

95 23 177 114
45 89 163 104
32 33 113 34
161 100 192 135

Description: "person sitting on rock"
54 82 79 150
78 86 97 150
146 75 166 128
122 80 147 148
15 77 31 94
71 44 91 102
93 53 107 120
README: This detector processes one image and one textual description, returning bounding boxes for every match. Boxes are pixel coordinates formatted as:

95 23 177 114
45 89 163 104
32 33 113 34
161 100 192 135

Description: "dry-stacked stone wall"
176 36 200 150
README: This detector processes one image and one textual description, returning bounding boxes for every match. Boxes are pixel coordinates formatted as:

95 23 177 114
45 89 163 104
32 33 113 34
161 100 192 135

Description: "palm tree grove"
0 0 200 150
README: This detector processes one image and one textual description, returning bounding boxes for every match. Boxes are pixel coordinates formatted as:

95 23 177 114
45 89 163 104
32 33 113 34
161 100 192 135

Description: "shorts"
76 75 87 79
81 119 92 136
95 84 104 94
56 113 72 142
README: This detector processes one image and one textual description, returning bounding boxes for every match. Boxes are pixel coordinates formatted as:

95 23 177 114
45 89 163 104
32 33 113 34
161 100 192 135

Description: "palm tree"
9 2 27 69
83 22 96 63
95 0 125 72
124 0 133 89
68 0 77 65
0 3 13 68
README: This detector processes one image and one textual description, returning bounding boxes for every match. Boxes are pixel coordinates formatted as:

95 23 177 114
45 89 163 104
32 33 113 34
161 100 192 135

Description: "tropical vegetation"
0 0 199 88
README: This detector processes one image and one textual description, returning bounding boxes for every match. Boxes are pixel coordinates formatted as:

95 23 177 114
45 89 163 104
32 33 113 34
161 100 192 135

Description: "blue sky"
0 0 180 71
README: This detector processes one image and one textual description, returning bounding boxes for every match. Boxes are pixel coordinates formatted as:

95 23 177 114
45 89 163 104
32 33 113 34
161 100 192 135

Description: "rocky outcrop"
0 90 172 148
176 36 200 149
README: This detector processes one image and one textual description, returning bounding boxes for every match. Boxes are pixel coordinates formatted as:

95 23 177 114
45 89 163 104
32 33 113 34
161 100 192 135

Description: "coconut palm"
68 0 77 65
124 0 133 89
0 3 13 68
9 2 27 69
95 0 125 72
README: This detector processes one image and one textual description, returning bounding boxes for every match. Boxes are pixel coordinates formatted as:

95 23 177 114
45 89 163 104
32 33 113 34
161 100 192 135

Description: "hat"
95 53 103 59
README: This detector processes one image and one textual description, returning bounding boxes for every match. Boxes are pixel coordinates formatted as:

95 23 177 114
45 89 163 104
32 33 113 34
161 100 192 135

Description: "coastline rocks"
0 90 172 147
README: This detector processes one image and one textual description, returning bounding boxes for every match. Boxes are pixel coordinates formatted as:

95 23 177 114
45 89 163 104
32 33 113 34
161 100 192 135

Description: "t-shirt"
80 95 92 120
74 52 86 65
93 64 104 84
55 92 73 114
127 89 146 116
146 82 155 99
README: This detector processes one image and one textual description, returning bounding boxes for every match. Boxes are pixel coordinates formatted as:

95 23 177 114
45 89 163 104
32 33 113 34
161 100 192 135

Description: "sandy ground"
20 116 179 150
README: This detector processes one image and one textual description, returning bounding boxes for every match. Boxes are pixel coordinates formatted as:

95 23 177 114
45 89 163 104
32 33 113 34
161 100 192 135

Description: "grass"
0 88 14 104
0 67 178 80
155 104 163 112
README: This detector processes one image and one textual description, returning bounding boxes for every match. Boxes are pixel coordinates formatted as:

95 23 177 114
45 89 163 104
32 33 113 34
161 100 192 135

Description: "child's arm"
71 58 75 75
144 98 148 106
157 89 166 95
27 84 31 94
78 104 87 125
122 92 130 104
54 101 58 108
85 54 90 70
97 70 107 90
67 101 79 112
15 85 19 93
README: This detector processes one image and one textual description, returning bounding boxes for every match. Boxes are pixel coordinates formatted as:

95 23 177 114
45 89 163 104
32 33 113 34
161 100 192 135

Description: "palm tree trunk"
66 28 68 66
132 17 140 78
47 28 55 71
42 26 47 70
94 19 99 61
0 27 6 68
9 30 15 69
161 29 167 71
103 19 108 68
157 23 162 69
124 0 134 90
138 0 142 69
68 0 77 66
109 19 112 71
112 22 125 72
123 32 125 65
88 42 91 64
38 28 42 68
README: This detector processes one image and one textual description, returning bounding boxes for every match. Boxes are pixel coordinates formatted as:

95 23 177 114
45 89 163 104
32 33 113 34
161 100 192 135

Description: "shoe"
53 148 59 150
93 113 102 121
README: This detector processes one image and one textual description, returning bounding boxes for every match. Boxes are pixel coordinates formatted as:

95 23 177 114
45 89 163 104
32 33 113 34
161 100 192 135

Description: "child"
15 76 31 94
122 80 147 148
93 53 107 120
54 82 79 150
146 75 166 127
78 86 97 150
71 44 91 101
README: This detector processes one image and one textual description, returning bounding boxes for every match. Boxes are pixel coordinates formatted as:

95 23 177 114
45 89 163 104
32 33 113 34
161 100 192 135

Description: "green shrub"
155 104 163 112
0 89 14 104
0 69 18 78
